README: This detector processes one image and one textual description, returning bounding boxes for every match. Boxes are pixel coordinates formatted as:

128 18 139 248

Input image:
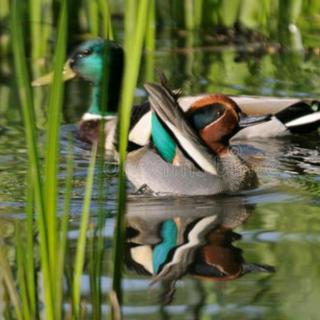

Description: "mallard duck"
33 38 320 152
33 38 150 151
125 82 271 196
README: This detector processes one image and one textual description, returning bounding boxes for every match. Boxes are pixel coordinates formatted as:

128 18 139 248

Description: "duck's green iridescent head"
69 39 120 84
32 38 124 115
68 38 124 114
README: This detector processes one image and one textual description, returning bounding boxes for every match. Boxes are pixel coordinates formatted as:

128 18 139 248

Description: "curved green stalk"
0 247 23 320
144 0 155 82
56 135 74 319
10 1 53 318
112 0 150 314
43 0 67 293
88 0 99 36
98 0 114 39
72 144 97 318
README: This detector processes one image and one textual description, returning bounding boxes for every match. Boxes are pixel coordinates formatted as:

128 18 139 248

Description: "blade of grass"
16 224 31 320
72 143 97 318
184 0 195 30
25 171 37 319
219 0 240 27
43 0 67 311
11 0 45 257
112 0 150 312
56 134 74 319
41 0 53 60
0 0 9 20
87 0 99 36
184 0 203 30
10 1 53 318
171 1 184 29
124 0 137 53
0 0 10 55
89 226 98 319
144 0 155 82
194 0 203 30
239 0 267 29
98 0 114 39
88 33 113 320
278 0 303 49
29 0 42 61
89 138 107 320
0 247 23 320
145 0 155 52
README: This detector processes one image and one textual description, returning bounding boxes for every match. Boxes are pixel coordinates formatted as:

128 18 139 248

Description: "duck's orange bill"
31 60 76 87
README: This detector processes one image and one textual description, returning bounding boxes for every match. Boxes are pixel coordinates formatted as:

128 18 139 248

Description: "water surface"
0 29 320 319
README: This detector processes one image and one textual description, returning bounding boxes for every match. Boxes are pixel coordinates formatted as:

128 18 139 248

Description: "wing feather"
144 83 218 175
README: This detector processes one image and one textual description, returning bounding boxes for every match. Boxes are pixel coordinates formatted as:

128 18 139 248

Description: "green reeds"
15 173 37 319
11 0 45 247
144 0 156 82
0 247 23 320
11 1 49 316
111 0 150 313
9 0 151 317
0 0 10 55
29 0 42 61
124 0 137 52
278 0 303 49
86 0 114 39
43 5 67 317
87 0 99 36
98 0 114 39
11 0 68 318
29 0 53 68
56 136 74 318
184 0 203 31
87 23 113 320
72 144 97 318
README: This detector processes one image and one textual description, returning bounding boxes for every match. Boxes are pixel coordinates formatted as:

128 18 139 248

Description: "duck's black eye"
188 103 225 130
77 48 92 58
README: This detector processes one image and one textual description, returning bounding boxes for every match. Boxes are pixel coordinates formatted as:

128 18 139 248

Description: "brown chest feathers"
78 119 101 145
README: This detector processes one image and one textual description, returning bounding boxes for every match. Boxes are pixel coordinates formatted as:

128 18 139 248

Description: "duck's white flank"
104 118 117 151
128 111 152 146
286 111 320 127
81 112 116 121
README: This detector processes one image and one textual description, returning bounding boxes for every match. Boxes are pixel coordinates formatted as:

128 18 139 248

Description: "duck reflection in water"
125 199 275 304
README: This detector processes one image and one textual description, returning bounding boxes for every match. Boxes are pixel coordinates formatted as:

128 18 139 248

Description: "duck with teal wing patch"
33 38 320 153
126 82 271 196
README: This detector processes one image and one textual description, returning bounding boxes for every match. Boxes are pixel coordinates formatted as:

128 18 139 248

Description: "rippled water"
1 36 320 318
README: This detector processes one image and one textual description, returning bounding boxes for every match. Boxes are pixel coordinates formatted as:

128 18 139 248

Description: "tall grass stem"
72 143 97 318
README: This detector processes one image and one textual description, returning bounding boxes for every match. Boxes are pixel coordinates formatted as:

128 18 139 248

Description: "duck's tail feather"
144 82 219 175
275 101 320 133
